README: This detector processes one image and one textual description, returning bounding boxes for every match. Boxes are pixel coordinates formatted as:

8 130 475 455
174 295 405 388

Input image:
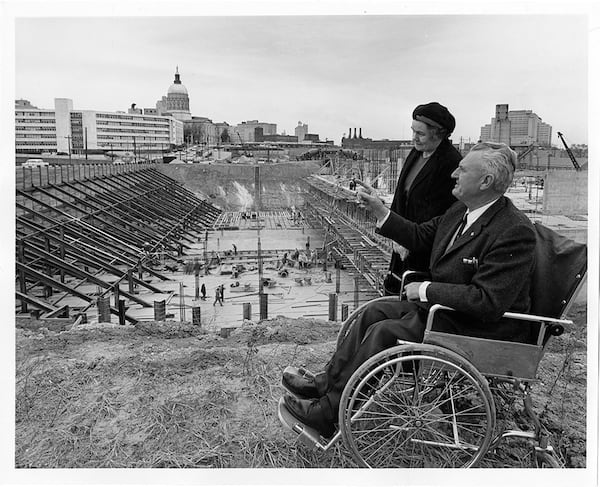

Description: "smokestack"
353 128 357 139
348 128 351 140
359 128 362 138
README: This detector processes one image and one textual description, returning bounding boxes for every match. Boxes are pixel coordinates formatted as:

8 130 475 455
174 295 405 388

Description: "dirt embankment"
15 304 587 468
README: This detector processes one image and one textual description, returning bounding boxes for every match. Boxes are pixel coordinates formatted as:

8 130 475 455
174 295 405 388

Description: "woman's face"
411 120 442 154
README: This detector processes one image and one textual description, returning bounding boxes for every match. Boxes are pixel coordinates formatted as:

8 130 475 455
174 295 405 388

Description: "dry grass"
15 305 587 468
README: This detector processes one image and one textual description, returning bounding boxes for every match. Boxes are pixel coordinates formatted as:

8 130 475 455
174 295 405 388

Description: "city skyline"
7 7 594 147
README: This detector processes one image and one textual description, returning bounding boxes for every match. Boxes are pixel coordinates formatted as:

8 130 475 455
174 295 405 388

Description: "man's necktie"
450 212 468 247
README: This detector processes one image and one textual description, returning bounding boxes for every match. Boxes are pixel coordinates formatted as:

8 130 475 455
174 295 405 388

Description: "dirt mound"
15 305 587 468
226 316 341 345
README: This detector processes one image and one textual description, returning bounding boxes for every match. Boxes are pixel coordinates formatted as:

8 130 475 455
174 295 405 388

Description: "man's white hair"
470 141 517 193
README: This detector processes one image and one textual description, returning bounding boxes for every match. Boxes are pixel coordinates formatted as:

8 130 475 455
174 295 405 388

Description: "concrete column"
192 307 202 327
259 293 268 320
328 293 338 321
118 299 126 326
243 303 252 320
154 300 166 321
97 296 111 322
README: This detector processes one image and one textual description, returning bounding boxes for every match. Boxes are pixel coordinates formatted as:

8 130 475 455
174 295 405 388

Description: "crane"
235 132 253 157
517 144 535 161
557 132 581 170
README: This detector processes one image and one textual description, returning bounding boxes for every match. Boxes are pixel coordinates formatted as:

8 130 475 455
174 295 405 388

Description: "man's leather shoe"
282 366 325 399
283 393 335 439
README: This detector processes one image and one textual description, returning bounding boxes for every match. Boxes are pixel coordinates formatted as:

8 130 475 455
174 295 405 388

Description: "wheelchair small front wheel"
339 343 495 468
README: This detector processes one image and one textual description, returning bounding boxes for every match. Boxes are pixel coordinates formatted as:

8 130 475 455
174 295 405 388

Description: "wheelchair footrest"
277 397 328 449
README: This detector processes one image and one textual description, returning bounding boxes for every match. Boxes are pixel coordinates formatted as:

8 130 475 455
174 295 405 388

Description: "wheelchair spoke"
361 428 411 465
341 348 495 468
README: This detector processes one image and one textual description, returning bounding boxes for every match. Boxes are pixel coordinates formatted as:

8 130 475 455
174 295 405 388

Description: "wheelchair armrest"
425 304 455 332
399 271 431 294
501 311 573 326
426 305 573 346
503 312 572 345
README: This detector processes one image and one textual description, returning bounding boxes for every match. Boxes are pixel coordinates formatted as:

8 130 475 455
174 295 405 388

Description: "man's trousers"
317 300 430 422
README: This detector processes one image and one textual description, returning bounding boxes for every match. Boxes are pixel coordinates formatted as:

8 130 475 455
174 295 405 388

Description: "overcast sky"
9 7 595 146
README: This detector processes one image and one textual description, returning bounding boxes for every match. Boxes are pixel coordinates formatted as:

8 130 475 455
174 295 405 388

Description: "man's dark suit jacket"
389 138 462 276
378 197 537 343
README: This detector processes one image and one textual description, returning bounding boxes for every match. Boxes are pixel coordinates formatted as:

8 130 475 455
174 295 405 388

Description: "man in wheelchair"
281 141 538 439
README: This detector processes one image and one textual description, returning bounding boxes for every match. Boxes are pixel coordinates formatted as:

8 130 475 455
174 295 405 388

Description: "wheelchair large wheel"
339 343 496 468
336 296 401 349
534 451 562 468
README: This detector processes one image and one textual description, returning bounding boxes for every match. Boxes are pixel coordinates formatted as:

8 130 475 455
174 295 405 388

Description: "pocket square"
462 257 478 268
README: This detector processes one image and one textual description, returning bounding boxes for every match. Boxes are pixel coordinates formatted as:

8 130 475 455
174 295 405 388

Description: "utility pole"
132 136 137 164
258 235 264 294
84 127 88 161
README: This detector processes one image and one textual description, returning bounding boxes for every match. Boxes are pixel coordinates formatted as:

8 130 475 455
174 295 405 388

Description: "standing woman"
384 102 462 294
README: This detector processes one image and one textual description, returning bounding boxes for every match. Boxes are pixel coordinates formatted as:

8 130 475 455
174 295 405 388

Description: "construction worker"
213 286 223 306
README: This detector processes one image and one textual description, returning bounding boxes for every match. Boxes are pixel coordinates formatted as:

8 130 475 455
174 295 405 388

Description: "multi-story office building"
535 119 552 147
507 109 552 147
232 120 277 143
480 104 552 147
15 98 184 155
14 99 58 154
184 117 230 145
480 125 492 141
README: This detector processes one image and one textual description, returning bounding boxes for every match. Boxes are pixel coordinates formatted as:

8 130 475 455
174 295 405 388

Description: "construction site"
15 149 587 331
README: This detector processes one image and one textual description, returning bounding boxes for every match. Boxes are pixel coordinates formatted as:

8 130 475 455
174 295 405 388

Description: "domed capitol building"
156 67 192 122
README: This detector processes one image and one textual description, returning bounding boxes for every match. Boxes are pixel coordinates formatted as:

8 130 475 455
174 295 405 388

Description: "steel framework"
16 164 221 324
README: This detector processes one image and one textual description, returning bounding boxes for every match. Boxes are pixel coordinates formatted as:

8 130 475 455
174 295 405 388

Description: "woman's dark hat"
413 102 456 135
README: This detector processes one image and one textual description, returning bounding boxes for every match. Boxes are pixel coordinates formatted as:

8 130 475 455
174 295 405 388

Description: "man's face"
411 120 442 153
451 152 487 203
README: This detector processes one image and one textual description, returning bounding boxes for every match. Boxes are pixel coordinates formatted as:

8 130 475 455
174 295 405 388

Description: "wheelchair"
278 223 587 468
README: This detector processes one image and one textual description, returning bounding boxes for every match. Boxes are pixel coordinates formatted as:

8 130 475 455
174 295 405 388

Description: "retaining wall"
543 170 588 215
156 161 321 211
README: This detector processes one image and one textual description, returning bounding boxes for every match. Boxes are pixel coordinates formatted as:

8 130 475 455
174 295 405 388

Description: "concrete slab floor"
59 225 380 330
